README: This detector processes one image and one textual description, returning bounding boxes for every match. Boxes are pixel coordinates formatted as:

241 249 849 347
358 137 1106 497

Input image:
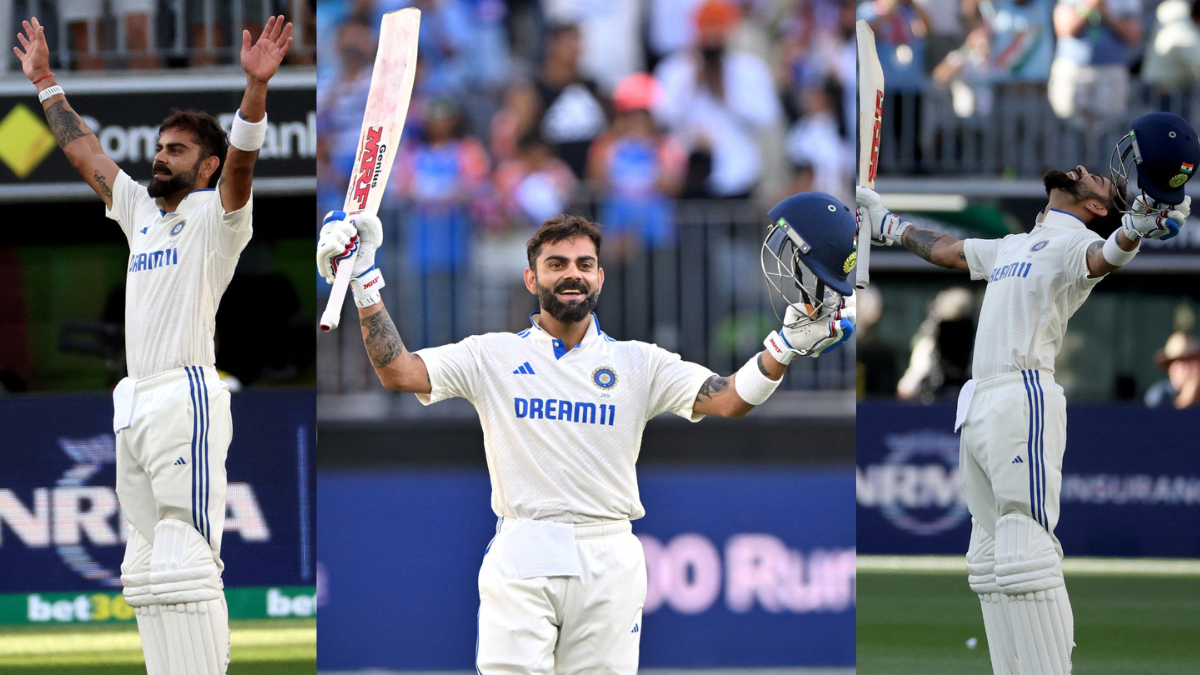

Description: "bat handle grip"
319 251 359 332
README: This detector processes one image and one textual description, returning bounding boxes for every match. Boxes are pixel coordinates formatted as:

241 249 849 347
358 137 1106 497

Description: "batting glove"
764 295 856 364
1121 195 1186 241
856 186 908 246
317 211 386 307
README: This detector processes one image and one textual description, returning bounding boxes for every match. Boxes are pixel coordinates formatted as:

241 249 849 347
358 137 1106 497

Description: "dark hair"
526 214 603 269
159 109 228 184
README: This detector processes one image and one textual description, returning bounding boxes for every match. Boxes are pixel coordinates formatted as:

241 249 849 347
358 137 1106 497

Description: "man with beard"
316 195 856 673
14 15 292 675
855 112 1198 675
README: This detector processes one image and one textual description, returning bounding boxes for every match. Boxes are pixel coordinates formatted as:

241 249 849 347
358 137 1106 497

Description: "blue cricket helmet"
1110 112 1200 207
764 191 857 298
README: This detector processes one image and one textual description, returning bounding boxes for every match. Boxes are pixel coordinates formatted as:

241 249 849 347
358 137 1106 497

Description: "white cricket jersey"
106 170 253 379
415 313 716 524
963 209 1104 380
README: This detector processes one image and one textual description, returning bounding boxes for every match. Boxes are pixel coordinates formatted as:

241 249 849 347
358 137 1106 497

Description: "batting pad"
120 527 169 675
149 519 229 675
994 513 1074 675
966 519 1018 675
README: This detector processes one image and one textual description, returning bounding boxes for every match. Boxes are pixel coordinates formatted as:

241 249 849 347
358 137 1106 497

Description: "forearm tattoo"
756 352 772 377
93 170 112 200
44 101 92 147
904 227 948 264
695 374 731 403
360 307 405 369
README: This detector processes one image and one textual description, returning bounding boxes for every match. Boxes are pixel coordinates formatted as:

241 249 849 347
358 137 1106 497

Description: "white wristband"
733 355 783 406
37 85 64 103
350 267 386 307
229 110 267 151
1102 229 1138 267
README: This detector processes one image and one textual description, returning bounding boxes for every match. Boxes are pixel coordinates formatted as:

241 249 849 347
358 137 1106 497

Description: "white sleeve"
213 177 253 258
963 237 1005 281
414 336 483 405
104 170 152 242
644 344 718 422
1064 229 1105 288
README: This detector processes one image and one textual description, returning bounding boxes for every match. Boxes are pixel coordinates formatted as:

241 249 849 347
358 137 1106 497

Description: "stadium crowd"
1 0 316 71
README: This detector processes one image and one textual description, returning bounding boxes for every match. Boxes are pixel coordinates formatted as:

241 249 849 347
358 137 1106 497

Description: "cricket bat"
856 19 884 290
320 8 421 332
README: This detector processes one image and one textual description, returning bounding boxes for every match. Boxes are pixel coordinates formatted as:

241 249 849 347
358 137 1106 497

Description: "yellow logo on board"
0 104 56 178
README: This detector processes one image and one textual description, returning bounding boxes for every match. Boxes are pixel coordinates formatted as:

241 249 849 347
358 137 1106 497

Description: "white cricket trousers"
476 518 646 675
960 369 1066 545
116 366 231 560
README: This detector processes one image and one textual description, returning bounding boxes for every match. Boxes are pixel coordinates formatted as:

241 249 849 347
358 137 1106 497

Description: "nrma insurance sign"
1 434 271 589
857 429 969 536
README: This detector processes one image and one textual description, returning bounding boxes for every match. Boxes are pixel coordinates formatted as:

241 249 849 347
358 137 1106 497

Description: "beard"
147 160 200 198
1042 169 1095 201
537 278 599 324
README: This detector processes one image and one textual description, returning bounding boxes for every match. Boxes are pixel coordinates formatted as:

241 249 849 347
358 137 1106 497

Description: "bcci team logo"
1030 240 1049 252
170 220 186 236
592 366 618 390
845 235 858 273
1170 162 1195 188
857 429 969 536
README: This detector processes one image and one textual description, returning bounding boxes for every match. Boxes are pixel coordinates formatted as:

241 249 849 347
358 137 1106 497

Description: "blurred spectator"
316 16 377 212
543 0 643 92
534 23 609 178
587 73 687 253
784 78 853 203
654 0 782 199
1145 331 1200 408
489 78 543 164
59 0 157 70
1142 0 1200 91
189 0 269 68
1048 0 1143 124
649 0 706 63
858 0 933 93
988 0 1056 82
917 0 968 70
932 24 995 117
494 131 576 227
897 287 975 402
392 97 491 346
853 285 899 398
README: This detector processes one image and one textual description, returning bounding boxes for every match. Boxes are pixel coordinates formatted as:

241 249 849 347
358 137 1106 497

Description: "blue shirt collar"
527 312 602 359
1044 208 1087 230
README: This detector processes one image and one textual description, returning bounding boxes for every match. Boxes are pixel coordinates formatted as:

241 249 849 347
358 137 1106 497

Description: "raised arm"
357 302 431 393
222 16 293 213
14 18 118 208
856 186 969 271
900 226 969 271
694 299 856 418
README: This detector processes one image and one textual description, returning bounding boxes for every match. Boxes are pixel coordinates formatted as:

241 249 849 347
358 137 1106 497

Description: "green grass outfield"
0 618 315 674
858 556 1200 675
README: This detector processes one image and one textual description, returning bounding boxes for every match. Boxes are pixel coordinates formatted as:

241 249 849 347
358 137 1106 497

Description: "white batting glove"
317 211 386 306
764 296 856 364
856 186 908 246
1121 195 1184 241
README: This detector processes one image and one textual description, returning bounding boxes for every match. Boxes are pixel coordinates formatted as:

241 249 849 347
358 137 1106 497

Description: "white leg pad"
121 526 169 675
994 513 1074 675
149 519 230 675
966 519 1019 675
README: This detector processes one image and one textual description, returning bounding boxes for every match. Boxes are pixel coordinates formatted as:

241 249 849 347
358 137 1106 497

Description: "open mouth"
555 286 587 301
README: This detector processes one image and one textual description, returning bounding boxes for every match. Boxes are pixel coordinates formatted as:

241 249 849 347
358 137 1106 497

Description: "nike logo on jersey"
513 362 536 375
989 261 1032 283
1012 456 1024 464
514 397 616 426
128 248 179 272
